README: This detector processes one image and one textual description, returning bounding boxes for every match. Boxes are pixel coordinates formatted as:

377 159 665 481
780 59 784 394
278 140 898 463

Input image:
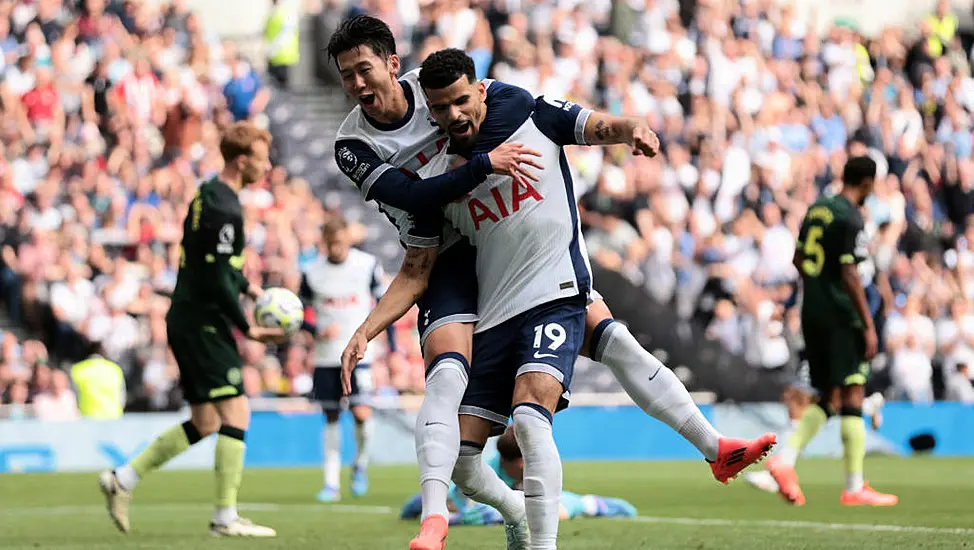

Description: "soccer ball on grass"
254 287 304 337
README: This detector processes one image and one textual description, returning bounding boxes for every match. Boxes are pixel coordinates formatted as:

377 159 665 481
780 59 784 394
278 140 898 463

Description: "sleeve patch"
337 146 359 173
216 223 235 255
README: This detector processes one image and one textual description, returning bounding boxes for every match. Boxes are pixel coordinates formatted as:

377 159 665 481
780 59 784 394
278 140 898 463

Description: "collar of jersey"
362 80 415 132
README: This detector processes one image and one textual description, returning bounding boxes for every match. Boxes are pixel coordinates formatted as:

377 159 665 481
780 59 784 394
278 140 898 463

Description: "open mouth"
359 93 376 107
450 120 471 134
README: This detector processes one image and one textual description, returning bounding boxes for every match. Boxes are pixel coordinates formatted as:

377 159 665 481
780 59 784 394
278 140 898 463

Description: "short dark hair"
496 426 522 461
843 155 877 187
419 48 476 90
326 16 397 65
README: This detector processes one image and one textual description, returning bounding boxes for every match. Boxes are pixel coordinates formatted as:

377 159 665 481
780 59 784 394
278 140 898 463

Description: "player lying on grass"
99 123 289 537
763 155 897 507
341 47 777 550
400 426 637 526
328 17 775 549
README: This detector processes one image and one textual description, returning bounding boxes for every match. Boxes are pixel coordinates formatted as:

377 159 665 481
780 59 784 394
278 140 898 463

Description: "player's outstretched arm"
341 246 438 395
335 139 541 213
532 96 658 157
582 112 659 157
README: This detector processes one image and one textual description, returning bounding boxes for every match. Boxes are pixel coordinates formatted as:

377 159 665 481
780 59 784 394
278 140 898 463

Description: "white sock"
846 473 865 493
114 464 140 492
452 442 526 524
213 506 238 525
512 403 561 550
324 421 341 489
416 354 468 521
354 416 374 470
595 321 721 461
776 446 798 467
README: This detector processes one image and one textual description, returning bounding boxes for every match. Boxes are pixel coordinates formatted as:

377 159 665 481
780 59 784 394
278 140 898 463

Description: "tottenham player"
329 17 773 548
344 49 774 550
300 217 385 502
327 17 542 549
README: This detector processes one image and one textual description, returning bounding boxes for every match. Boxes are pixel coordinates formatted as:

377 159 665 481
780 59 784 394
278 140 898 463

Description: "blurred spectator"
33 368 79 420
223 57 269 122
264 0 300 89
944 362 974 403
71 343 124 419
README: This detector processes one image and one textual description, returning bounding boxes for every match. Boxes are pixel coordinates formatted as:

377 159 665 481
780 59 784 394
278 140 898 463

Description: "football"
254 287 304 337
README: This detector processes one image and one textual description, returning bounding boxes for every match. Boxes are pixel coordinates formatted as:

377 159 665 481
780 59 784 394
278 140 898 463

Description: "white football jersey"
417 83 594 332
335 69 496 251
300 248 384 365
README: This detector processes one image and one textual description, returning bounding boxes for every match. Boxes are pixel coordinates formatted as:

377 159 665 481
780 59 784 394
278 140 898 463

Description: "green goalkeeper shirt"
170 176 251 333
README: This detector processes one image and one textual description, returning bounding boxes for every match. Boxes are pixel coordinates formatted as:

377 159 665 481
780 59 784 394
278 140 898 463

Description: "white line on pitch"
5 504 971 537
625 515 974 536
0 502 395 517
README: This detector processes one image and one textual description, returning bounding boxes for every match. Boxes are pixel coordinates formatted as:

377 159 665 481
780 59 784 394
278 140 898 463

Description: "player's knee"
424 353 469 406
423 324 473 363
457 414 492 447
840 384 866 408
218 424 246 442
324 409 341 423
351 405 371 424
512 371 562 413
213 395 251 430
189 408 221 436
812 401 834 418
181 420 208 442
426 351 470 381
511 402 554 446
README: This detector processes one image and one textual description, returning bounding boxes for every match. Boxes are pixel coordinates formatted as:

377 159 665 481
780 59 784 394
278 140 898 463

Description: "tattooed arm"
355 246 438 341
583 112 659 157
341 246 437 393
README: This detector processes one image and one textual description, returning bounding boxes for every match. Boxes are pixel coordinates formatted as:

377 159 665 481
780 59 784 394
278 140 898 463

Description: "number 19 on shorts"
533 323 566 359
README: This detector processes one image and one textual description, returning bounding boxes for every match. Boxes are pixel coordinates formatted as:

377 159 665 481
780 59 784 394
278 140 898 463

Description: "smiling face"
424 75 487 148
337 45 401 121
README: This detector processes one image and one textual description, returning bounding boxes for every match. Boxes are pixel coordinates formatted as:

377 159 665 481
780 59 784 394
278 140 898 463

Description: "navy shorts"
312 364 372 411
416 241 479 349
459 295 586 433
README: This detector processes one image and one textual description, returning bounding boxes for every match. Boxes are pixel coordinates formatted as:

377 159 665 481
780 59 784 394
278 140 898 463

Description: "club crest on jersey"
467 179 543 230
337 147 358 173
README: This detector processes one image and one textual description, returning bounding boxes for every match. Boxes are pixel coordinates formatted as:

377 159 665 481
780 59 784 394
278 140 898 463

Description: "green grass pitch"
2 457 973 549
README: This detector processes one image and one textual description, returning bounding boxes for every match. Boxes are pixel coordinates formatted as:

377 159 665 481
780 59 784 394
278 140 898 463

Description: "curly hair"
419 48 476 90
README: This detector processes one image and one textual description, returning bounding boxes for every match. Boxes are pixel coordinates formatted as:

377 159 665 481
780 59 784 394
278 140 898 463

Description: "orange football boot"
409 514 449 550
766 454 806 506
710 432 777 484
840 482 898 507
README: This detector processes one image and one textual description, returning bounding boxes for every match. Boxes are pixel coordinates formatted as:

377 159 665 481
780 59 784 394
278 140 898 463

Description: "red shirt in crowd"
22 84 58 123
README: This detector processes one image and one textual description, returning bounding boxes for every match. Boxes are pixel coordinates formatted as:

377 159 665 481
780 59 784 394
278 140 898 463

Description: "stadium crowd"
2 0 974 417
0 0 421 417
